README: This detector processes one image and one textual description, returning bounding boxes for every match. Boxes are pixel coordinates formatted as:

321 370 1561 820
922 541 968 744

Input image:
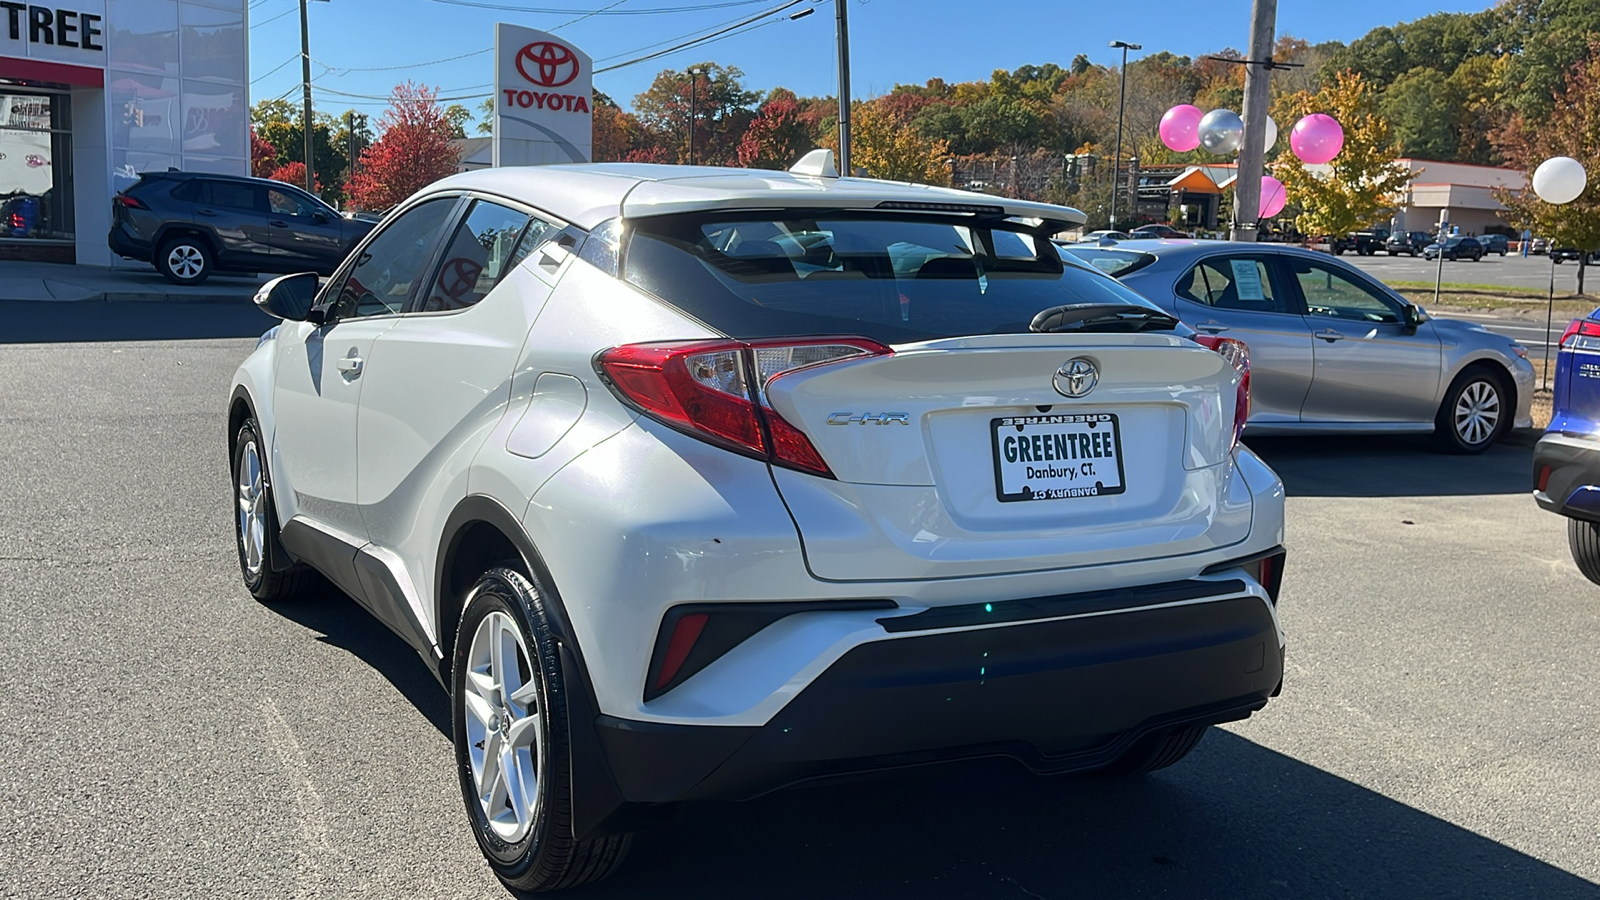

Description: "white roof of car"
426 163 1087 231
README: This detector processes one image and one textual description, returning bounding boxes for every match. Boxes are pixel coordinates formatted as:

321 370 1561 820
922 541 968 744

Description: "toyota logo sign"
516 41 580 87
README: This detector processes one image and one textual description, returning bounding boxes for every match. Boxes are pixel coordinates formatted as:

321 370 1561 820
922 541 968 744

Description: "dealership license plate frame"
990 413 1127 503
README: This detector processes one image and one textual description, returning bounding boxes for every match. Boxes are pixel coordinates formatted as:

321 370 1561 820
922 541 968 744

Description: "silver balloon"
1198 109 1244 155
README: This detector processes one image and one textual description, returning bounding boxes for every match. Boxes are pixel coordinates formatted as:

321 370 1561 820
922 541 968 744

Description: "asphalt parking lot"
3 303 1599 899
1345 249 1593 292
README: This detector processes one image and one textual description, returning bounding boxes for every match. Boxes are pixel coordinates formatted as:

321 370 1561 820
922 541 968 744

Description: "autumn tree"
268 161 320 194
633 63 760 165
250 128 278 178
593 91 649 162
737 89 815 169
826 102 951 186
1493 39 1600 294
250 98 347 200
346 82 462 212
1273 71 1411 238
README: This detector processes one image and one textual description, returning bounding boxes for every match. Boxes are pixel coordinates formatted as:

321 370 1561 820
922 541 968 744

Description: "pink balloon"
1259 176 1287 218
1160 104 1204 153
1290 113 1344 165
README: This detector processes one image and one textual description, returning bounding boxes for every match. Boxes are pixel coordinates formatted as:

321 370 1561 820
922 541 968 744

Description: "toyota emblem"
1053 358 1099 398
516 41 580 87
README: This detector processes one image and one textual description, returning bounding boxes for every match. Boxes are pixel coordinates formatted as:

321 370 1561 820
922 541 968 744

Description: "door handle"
270 220 289 228
1314 329 1344 342
336 353 363 376
1195 322 1229 334
196 208 216 217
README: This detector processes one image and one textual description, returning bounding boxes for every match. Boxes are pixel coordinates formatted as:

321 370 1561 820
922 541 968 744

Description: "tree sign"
493 24 592 166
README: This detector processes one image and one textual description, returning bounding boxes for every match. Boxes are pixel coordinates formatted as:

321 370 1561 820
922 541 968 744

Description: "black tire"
1097 725 1208 776
232 418 316 602
156 235 213 285
1411 250 1419 257
451 568 631 894
1433 367 1511 454
1568 519 1600 585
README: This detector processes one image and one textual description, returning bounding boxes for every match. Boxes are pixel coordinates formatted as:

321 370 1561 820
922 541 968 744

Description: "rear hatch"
762 333 1248 580
616 206 1252 581
1554 310 1600 433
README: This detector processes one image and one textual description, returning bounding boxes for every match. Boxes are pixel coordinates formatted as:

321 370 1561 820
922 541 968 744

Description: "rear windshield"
623 212 1165 343
1059 245 1159 277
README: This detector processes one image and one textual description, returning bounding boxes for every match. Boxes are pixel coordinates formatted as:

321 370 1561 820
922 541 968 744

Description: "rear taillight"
6 212 22 229
1193 335 1251 449
115 194 147 210
1560 319 1600 348
597 336 890 477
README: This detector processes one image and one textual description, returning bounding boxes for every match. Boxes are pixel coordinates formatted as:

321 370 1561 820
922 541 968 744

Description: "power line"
249 6 295 28
421 0 770 13
251 53 300 84
593 0 805 73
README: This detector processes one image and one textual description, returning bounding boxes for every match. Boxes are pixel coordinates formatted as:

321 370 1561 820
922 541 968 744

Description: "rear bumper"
107 223 151 261
592 592 1282 805
1533 431 1600 520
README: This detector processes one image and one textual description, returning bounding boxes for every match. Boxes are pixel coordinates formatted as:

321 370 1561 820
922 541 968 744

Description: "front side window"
327 197 456 320
267 186 322 218
420 200 546 312
624 213 1162 343
1176 256 1291 314
1289 259 1403 323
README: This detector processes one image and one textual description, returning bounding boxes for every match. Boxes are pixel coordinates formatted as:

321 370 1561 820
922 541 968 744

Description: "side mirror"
253 272 323 323
1402 303 1427 332
312 211 330 224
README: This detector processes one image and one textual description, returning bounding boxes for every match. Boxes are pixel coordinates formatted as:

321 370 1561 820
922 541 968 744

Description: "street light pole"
835 0 852 176
1108 40 1141 229
688 69 699 166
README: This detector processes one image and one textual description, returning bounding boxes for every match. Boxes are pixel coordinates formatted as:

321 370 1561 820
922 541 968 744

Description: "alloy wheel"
1453 380 1501 447
236 440 266 578
167 245 204 279
462 610 544 844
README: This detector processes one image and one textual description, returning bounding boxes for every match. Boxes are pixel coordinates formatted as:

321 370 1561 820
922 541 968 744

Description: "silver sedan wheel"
166 244 205 279
236 440 266 578
1453 379 1501 446
463 611 544 844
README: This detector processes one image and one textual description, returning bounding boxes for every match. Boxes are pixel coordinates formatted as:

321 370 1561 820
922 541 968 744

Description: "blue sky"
247 0 1495 124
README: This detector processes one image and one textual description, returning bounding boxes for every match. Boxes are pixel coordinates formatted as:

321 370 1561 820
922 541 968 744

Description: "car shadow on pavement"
0 299 277 343
574 730 1598 900
1244 433 1534 497
267 578 452 736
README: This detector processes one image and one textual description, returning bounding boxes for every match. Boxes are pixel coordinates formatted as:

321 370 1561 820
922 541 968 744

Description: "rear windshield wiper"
1029 302 1180 334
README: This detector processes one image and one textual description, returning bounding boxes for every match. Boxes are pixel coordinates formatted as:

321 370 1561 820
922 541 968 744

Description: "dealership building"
1 0 248 264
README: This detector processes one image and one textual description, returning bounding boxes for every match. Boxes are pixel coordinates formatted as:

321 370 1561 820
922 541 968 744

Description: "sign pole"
1544 254 1558 389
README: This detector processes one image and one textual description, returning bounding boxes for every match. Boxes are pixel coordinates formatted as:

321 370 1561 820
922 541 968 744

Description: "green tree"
1381 66 1467 160
443 103 473 140
476 96 494 136
1492 38 1600 294
1273 71 1411 237
249 99 347 203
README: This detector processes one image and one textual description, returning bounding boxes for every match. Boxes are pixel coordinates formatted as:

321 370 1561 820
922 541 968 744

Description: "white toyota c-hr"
228 159 1287 893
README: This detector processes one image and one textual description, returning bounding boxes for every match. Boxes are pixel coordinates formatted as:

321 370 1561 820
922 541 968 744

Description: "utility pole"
298 0 315 194
835 0 852 176
1108 40 1141 229
1232 0 1277 242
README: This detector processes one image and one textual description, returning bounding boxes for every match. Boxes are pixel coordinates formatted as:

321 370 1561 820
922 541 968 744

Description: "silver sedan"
1062 240 1535 452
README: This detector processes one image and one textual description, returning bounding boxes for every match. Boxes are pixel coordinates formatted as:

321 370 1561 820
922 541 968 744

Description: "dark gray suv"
109 171 376 285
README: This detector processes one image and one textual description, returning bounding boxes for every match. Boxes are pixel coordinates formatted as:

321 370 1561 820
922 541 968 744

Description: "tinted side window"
328 197 456 320
205 180 261 212
1177 256 1290 314
420 200 545 312
168 180 202 202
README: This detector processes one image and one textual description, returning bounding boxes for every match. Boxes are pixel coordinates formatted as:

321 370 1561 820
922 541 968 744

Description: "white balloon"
1242 114 1278 152
1198 109 1244 155
1533 156 1587 205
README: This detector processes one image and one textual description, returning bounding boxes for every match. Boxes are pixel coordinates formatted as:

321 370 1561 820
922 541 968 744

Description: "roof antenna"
789 148 838 178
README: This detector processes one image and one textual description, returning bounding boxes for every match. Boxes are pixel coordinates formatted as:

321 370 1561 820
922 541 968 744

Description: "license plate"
991 414 1126 502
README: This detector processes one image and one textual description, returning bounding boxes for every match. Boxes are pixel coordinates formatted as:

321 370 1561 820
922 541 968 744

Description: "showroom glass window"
0 89 74 241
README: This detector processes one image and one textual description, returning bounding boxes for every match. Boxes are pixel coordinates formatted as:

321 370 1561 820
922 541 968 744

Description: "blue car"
1534 308 1600 582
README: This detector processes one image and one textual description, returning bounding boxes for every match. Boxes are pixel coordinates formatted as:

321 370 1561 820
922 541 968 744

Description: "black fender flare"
435 495 637 841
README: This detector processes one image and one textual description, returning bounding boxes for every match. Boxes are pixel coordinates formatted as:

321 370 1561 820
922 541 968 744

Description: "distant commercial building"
2 0 249 264
1388 158 1524 237
452 136 492 172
